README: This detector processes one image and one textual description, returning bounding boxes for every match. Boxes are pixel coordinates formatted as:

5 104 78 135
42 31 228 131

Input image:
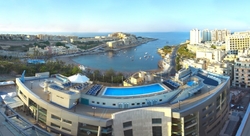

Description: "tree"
211 45 216 49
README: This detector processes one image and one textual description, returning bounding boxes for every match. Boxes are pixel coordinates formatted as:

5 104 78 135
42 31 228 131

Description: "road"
161 45 179 79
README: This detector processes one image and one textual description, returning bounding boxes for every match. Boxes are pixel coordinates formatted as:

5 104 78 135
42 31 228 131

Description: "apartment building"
225 31 250 54
190 29 201 44
233 56 250 88
202 29 211 42
187 44 226 62
211 29 230 42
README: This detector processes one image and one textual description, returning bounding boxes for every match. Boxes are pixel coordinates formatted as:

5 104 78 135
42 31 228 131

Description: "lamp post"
92 107 96 116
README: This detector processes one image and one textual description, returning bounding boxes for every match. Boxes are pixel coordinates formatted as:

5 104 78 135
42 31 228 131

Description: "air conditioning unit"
192 132 196 135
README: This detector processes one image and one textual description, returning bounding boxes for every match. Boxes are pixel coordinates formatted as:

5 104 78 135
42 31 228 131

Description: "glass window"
124 129 133 136
51 123 60 128
123 121 132 128
63 119 72 124
152 118 162 124
152 126 162 136
51 114 61 120
62 127 71 132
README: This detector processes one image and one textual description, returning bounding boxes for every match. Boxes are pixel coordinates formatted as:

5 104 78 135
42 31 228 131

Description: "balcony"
185 126 197 135
184 114 196 123
185 120 197 129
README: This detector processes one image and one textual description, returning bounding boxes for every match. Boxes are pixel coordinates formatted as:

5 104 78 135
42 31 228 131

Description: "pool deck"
19 75 227 120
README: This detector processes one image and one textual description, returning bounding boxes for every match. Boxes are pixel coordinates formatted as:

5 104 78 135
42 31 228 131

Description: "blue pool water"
103 84 165 96
187 81 195 86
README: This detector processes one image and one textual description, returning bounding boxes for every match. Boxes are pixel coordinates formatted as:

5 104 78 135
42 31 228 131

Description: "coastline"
54 38 163 75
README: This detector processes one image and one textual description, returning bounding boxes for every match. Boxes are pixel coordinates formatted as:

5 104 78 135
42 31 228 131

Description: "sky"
1 0 250 33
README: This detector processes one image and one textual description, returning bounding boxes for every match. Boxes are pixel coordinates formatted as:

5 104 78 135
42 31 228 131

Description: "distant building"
202 29 211 42
190 28 201 44
211 29 230 42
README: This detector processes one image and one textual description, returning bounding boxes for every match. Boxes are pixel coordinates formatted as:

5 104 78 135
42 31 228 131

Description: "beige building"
187 44 226 62
232 56 250 88
123 71 154 86
15 67 230 136
211 29 230 42
225 31 250 54
182 59 206 69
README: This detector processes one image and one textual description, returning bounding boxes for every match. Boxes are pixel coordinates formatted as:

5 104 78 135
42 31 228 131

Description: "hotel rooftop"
19 66 228 119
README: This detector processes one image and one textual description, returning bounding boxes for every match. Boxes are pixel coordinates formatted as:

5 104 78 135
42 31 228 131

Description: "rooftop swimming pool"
187 81 196 86
103 83 166 97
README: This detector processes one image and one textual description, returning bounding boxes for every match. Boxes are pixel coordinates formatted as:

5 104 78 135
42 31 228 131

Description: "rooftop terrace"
21 68 229 118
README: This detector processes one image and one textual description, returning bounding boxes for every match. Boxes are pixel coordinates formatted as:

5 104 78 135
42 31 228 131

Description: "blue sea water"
72 32 189 72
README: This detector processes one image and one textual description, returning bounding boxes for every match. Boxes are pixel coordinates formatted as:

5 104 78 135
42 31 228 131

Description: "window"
152 118 162 124
51 123 60 128
202 108 206 112
92 101 95 103
131 103 135 106
152 126 162 136
159 99 162 102
51 114 61 120
97 102 99 104
137 103 140 105
209 103 213 108
142 102 145 104
113 103 116 106
123 121 132 128
103 102 106 105
62 127 71 132
62 119 72 124
202 122 208 126
124 129 133 136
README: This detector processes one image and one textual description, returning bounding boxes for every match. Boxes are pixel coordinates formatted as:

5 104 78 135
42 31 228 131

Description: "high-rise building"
225 31 250 54
211 29 230 42
202 29 211 42
190 29 201 44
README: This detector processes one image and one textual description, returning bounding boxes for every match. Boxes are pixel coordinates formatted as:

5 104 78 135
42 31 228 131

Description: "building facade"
232 56 250 88
225 31 250 54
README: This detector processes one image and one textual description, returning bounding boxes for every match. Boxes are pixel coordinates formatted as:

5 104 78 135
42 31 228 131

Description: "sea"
71 32 189 72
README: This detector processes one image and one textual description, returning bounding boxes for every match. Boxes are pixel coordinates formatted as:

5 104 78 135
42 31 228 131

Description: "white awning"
68 73 89 84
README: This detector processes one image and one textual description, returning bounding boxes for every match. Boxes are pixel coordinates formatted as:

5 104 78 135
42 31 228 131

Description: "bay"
72 32 189 72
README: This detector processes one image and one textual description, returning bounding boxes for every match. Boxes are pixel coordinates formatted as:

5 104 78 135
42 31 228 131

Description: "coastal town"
0 32 156 58
0 29 250 136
